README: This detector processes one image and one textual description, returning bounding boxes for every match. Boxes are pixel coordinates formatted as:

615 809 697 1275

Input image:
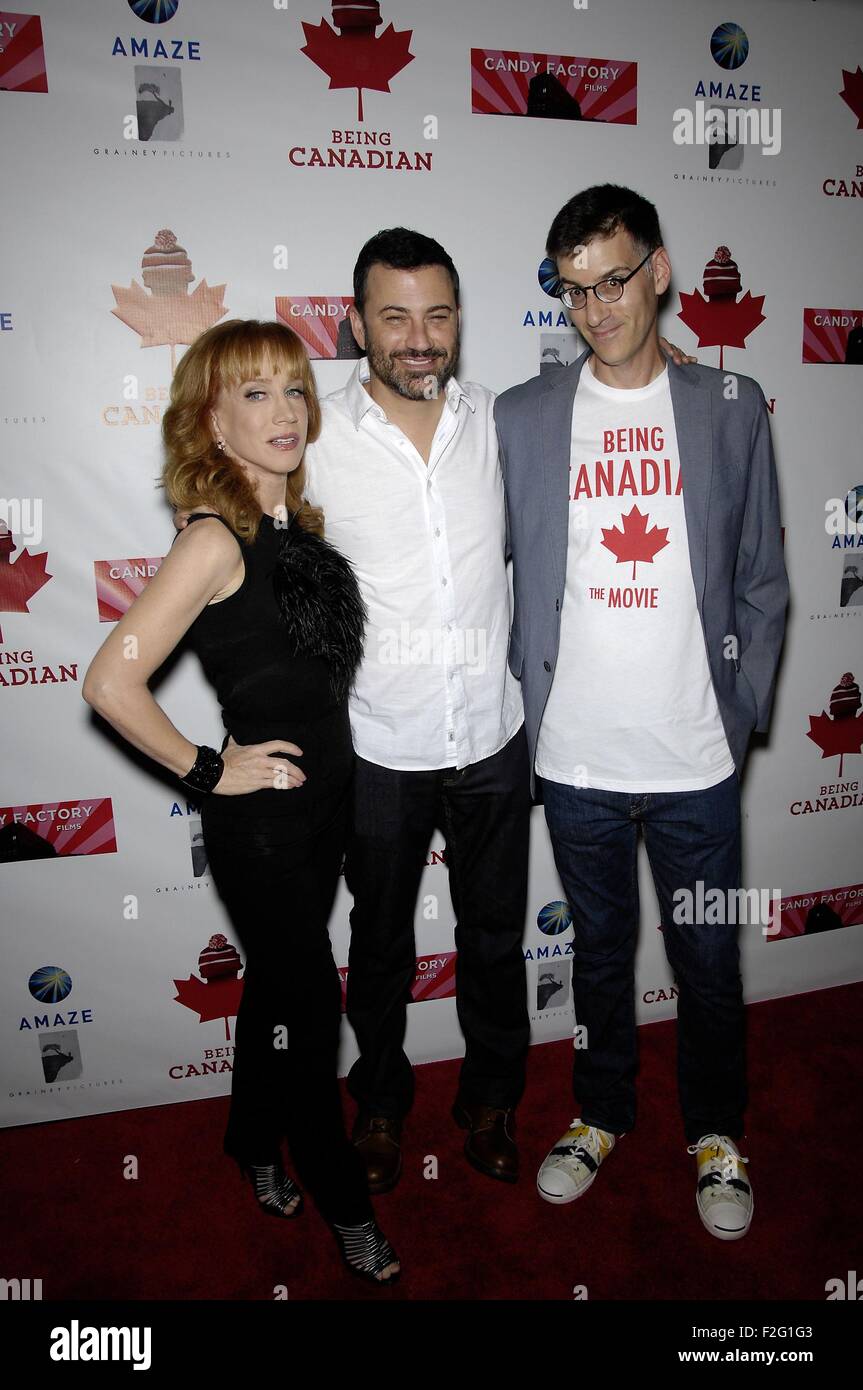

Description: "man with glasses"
494 184 788 1239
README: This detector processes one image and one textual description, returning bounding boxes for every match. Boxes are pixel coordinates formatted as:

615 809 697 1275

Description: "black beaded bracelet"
180 745 224 795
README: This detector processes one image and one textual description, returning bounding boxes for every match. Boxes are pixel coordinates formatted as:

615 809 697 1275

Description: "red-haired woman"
83 319 399 1286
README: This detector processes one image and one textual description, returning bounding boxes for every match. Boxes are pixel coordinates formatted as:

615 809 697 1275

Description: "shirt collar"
344 356 476 430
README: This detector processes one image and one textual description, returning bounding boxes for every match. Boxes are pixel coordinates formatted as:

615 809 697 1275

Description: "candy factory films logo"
173 934 245 1042
678 245 765 367
472 48 637 124
0 800 118 861
111 228 227 371
0 11 48 91
29 966 73 1004
275 296 361 359
337 950 456 1012
301 1 413 123
94 556 164 621
128 0 180 21
769 883 863 942
709 21 749 71
537 901 573 936
803 309 863 365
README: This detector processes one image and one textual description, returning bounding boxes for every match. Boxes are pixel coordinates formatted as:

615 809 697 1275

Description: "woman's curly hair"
161 319 324 540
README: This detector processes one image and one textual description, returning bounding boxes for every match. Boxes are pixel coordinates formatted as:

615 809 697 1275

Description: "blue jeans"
540 771 746 1143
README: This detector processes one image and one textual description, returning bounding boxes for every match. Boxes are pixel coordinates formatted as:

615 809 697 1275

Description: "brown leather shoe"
352 1114 402 1194
452 1099 519 1183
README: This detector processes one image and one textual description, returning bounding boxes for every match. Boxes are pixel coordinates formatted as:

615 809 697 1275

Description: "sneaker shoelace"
687 1134 750 1198
560 1119 610 1164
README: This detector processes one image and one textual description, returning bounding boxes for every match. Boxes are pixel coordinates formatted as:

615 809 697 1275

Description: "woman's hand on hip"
214 735 306 793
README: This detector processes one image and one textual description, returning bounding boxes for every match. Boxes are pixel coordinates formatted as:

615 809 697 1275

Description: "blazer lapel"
540 351 589 592
667 358 712 610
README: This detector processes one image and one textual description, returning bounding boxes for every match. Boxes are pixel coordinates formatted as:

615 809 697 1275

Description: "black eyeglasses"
557 250 653 310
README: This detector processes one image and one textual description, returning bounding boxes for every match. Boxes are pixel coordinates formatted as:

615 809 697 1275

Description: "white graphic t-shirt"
535 358 735 792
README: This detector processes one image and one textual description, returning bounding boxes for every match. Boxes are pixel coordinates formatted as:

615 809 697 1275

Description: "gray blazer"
494 349 789 798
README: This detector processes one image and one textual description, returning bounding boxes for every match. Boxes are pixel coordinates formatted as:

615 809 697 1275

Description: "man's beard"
365 335 460 401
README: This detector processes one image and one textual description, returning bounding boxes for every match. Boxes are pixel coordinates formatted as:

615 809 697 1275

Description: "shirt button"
434 528 441 538
448 732 454 741
441 577 447 586
544 660 552 672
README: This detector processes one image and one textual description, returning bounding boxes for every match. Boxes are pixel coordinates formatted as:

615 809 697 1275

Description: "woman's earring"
216 437 227 453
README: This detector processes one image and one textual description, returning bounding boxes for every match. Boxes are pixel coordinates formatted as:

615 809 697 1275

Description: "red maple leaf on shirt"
806 712 863 779
301 15 414 123
840 66 863 128
601 505 669 580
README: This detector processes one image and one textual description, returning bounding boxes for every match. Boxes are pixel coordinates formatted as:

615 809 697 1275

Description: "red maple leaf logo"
677 289 766 369
806 712 863 779
0 531 51 643
301 9 414 123
173 974 244 1042
601 505 669 580
840 66 863 128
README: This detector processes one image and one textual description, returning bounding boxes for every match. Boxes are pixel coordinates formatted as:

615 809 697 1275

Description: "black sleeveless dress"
181 510 366 841
177 510 372 1221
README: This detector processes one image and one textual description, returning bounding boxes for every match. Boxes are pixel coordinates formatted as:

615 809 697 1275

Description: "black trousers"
202 791 372 1225
344 725 531 1119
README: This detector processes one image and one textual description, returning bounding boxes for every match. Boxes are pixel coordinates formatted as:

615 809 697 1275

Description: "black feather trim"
271 519 367 703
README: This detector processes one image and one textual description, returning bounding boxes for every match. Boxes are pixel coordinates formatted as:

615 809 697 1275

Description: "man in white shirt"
304 229 530 1191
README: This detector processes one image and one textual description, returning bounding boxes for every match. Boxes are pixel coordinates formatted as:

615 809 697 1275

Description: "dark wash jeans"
344 726 531 1120
539 771 747 1144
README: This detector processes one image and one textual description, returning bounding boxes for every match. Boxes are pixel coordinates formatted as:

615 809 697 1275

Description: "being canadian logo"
678 245 766 368
290 3 430 171
788 672 863 817
111 228 227 373
821 69 862 200
94 556 164 622
170 934 244 1079
274 296 361 360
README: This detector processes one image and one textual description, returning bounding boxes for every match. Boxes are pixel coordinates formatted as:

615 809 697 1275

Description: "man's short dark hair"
352 227 460 315
546 184 663 262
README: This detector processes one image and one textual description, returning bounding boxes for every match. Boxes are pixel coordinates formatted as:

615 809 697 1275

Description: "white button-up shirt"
303 358 524 770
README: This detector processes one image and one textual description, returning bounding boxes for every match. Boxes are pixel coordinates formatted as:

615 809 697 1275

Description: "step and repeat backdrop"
2 0 862 1127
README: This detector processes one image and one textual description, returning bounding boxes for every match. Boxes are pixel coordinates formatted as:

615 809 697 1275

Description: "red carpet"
3 983 860 1302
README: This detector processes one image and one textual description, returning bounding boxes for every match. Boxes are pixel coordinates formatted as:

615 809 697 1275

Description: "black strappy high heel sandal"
332 1219 401 1286
240 1160 304 1220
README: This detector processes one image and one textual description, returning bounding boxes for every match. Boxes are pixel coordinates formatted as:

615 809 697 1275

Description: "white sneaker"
687 1134 753 1240
536 1119 616 1205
